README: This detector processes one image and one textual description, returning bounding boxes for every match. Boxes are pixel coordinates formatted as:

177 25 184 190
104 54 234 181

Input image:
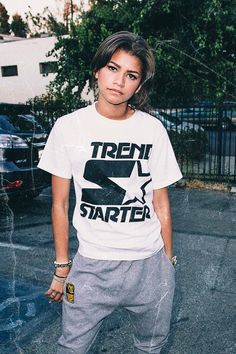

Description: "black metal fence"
152 103 236 183
32 103 236 183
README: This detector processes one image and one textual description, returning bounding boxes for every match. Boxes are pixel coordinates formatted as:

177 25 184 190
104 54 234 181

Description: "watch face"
171 256 177 266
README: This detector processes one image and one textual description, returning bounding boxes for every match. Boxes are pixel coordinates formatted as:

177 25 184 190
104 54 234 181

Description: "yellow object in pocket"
66 283 75 303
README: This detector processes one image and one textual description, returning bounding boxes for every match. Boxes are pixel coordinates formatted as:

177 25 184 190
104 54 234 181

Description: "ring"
51 291 56 297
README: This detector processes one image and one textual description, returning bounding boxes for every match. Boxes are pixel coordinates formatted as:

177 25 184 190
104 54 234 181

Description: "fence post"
217 106 223 177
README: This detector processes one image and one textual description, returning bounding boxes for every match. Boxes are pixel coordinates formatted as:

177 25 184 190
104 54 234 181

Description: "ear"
94 71 99 79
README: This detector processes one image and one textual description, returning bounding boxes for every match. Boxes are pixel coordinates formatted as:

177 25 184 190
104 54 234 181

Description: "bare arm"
153 187 173 259
51 175 71 262
45 175 71 302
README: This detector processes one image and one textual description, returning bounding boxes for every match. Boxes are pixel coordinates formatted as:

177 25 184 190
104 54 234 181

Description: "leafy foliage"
63 0 79 30
0 2 10 34
25 7 67 37
169 129 208 161
133 0 236 105
30 0 236 112
11 13 28 38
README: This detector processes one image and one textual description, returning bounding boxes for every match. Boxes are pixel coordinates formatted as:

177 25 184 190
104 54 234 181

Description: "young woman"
38 31 182 354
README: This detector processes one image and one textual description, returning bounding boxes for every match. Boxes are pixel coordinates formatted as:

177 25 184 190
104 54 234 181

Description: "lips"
108 88 123 95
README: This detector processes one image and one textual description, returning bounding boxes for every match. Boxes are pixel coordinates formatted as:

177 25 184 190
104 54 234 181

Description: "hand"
45 277 65 303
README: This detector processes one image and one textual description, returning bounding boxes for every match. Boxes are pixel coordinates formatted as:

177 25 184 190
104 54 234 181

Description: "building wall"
0 36 57 104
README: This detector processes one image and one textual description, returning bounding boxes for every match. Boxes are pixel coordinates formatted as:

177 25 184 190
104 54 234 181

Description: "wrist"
54 259 72 268
164 248 173 259
55 267 70 276
54 256 69 263
163 247 177 266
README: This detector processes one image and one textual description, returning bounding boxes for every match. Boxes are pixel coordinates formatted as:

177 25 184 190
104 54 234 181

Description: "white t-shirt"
38 103 182 260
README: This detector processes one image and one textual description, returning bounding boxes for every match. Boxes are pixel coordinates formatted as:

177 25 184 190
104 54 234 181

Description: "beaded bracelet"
54 260 72 268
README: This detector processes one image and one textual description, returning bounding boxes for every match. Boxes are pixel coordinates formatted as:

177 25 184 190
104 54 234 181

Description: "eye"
128 73 138 80
107 65 117 72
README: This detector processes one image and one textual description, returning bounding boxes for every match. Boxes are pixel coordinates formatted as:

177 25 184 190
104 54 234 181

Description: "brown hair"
91 31 155 111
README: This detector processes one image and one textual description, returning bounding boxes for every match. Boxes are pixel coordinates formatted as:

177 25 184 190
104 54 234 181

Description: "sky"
1 0 87 20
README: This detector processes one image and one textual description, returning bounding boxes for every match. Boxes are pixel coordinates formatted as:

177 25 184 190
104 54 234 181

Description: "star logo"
109 161 152 206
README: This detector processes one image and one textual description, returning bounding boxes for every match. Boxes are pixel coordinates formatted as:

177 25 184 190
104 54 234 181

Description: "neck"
95 100 134 120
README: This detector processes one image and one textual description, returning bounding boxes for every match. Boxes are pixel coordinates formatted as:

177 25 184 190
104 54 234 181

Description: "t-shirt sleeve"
149 127 182 189
37 120 72 179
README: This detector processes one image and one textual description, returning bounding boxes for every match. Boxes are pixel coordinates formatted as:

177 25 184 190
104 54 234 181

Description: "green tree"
0 2 10 34
11 13 28 37
30 0 236 114
31 0 141 114
63 0 79 31
25 6 67 37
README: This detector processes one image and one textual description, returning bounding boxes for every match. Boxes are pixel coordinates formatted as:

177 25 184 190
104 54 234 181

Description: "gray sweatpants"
57 247 175 354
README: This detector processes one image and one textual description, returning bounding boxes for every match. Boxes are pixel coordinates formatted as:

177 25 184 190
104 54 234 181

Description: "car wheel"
8 189 43 202
24 189 43 199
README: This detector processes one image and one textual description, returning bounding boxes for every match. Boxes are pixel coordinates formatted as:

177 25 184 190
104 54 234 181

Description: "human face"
95 49 142 107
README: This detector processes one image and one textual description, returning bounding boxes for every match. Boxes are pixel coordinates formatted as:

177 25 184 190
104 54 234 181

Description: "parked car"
151 110 205 133
168 101 236 130
151 109 208 160
0 103 50 199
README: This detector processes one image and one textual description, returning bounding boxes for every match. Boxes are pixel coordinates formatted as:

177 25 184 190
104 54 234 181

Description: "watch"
170 256 177 267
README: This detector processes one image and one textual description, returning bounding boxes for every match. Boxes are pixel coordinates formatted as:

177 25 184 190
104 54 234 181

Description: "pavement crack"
211 238 230 292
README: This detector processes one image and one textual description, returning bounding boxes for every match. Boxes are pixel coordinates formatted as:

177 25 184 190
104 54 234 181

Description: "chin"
106 97 129 105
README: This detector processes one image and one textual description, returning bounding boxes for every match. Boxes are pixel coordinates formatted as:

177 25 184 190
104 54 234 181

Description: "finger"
45 287 55 295
44 289 52 297
44 291 51 298
45 288 57 299
54 292 63 303
50 290 57 298
49 292 63 303
48 293 58 303
57 293 64 303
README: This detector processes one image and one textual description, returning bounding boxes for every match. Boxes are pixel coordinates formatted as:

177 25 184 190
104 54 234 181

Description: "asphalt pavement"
0 186 235 354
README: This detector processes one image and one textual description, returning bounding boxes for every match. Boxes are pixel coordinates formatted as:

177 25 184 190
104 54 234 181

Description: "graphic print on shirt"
80 142 153 223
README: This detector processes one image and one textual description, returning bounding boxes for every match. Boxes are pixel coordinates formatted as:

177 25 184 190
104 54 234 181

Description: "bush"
169 129 208 161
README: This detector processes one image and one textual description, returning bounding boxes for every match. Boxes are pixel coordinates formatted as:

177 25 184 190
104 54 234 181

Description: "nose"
114 73 125 87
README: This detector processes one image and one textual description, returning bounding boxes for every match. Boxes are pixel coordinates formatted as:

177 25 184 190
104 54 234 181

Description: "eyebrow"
109 60 141 76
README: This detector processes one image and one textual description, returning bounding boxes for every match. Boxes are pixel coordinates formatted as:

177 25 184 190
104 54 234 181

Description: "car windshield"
160 112 181 125
0 114 43 133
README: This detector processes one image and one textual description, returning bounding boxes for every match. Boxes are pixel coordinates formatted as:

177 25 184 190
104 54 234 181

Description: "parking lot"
0 186 235 354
